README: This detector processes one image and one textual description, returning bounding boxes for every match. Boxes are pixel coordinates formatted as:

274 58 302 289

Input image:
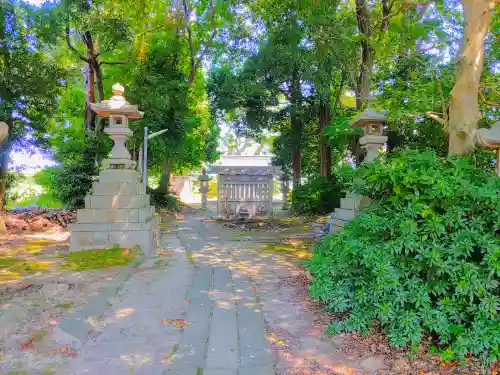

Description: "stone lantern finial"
112 83 125 95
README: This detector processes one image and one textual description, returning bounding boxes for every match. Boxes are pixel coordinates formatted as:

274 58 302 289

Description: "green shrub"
308 149 500 362
291 176 343 215
149 190 181 212
35 133 109 209
35 163 96 210
4 171 27 205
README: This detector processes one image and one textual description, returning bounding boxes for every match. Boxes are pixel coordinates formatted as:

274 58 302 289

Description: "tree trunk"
84 62 96 130
447 0 494 156
94 60 105 102
319 98 331 178
290 67 302 187
156 157 173 194
93 60 106 134
0 117 11 236
355 0 373 110
0 7 11 236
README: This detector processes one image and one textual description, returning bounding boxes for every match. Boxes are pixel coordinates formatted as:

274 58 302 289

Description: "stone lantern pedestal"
328 109 387 234
68 84 159 255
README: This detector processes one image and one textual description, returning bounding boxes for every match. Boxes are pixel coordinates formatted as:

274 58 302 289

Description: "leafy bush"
308 149 500 362
291 176 343 215
35 162 96 210
149 190 181 212
35 133 109 209
4 171 27 205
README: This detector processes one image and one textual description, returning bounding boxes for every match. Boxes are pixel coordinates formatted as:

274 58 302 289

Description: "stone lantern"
327 109 388 234
280 174 291 210
68 83 159 255
198 168 210 210
351 108 388 163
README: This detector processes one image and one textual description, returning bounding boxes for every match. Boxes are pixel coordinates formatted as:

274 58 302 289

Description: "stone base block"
85 194 150 209
328 192 372 234
92 181 145 196
332 207 357 221
76 206 154 223
98 169 140 183
69 217 160 256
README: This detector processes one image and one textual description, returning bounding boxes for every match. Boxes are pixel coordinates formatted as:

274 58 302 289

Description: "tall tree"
445 0 496 155
0 2 64 232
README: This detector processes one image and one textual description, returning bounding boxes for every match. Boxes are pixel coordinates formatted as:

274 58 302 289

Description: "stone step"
92 181 145 196
332 208 358 221
98 169 140 183
85 194 150 209
76 206 154 223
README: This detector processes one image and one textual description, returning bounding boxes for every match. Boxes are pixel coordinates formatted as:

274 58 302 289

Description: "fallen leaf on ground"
52 347 78 358
160 319 191 328
19 336 36 349
440 361 458 367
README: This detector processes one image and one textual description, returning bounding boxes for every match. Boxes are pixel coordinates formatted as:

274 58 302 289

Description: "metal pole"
143 127 148 192
138 144 143 176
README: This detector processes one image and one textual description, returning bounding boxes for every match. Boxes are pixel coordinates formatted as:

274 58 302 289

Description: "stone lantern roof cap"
90 83 144 119
351 108 387 127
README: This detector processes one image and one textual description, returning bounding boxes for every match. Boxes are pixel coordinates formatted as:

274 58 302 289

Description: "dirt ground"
0 229 129 374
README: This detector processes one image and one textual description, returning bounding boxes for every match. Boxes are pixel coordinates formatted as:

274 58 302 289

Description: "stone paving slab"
234 275 274 369
205 267 239 371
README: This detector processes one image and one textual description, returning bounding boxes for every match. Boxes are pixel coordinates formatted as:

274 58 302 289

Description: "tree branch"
99 60 130 66
332 72 345 119
425 111 447 125
188 0 217 84
403 0 430 5
479 89 500 107
65 22 90 63
381 0 391 32
183 0 197 85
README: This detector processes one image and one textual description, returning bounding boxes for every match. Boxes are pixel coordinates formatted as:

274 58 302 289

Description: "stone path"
58 213 379 375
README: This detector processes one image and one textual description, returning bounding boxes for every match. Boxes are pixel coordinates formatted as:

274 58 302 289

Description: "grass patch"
0 256 54 281
230 231 250 237
258 241 312 259
60 245 140 271
185 251 195 265
55 301 73 310
162 343 179 363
